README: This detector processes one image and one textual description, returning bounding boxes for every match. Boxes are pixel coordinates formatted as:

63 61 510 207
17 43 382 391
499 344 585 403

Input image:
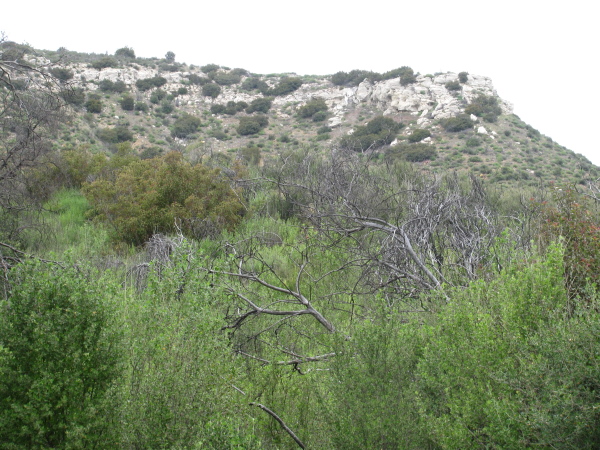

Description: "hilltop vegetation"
2 39 600 448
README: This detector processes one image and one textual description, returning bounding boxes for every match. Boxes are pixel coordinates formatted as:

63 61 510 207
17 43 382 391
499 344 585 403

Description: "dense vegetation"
2 38 600 449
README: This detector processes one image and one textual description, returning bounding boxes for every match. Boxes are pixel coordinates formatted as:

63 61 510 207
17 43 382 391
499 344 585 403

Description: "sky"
2 0 598 165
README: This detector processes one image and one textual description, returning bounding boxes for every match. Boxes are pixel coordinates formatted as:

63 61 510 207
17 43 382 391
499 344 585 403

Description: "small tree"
115 46 136 59
202 82 221 98
165 51 176 63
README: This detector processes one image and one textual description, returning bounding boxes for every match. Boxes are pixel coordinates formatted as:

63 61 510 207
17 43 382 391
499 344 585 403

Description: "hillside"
25 44 598 186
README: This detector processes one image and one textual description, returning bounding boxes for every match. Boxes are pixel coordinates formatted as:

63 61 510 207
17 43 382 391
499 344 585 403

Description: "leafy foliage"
444 80 461 91
49 67 73 81
297 98 328 119
0 261 122 448
84 94 103 113
464 94 503 122
340 116 402 151
91 57 118 70
264 76 303 96
115 46 136 58
135 76 167 91
407 128 431 143
202 82 221 98
83 152 244 244
171 112 202 138
97 126 134 143
98 79 127 93
246 96 273 114
237 115 269 135
441 114 475 132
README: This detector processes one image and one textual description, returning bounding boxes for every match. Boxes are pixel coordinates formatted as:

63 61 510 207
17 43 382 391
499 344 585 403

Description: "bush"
149 89 167 104
240 146 261 165
458 71 469 83
136 76 167 91
97 126 134 143
85 95 103 113
171 113 202 138
91 57 118 70
49 67 73 81
61 87 86 106
0 261 122 448
445 80 461 91
297 98 328 119
187 74 211 85
210 104 226 115
464 94 503 122
201 63 220 73
265 77 303 96
99 79 127 93
407 128 431 143
387 143 437 162
237 115 268 135
83 152 244 244
246 97 273 114
331 69 380 86
211 71 242 86
135 101 148 112
202 83 221 98
115 46 136 58
340 116 402 151
241 77 269 92
312 110 328 122
441 114 474 132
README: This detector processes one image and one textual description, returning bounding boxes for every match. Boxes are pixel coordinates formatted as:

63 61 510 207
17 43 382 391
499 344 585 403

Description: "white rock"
477 126 488 134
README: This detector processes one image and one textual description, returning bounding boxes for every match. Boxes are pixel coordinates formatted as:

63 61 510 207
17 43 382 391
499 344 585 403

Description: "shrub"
237 115 268 135
83 152 244 244
241 77 269 92
265 76 303 96
171 113 202 138
115 46 136 58
312 110 328 122
136 76 167 91
149 89 167 104
211 71 242 86
387 143 437 162
91 57 118 70
187 74 211 85
340 116 402 151
240 146 261 165
458 71 469 83
464 94 502 122
230 68 249 76
0 261 122 448
445 80 461 91
49 67 73 81
97 126 134 143
246 97 273 114
99 79 127 93
85 95 103 113
441 114 474 132
297 98 328 119
210 104 226 115
202 83 221 98
159 100 173 114
177 87 188 95
164 51 176 63
407 128 431 143
331 69 380 86
201 63 220 73
398 67 417 86
135 101 148 112
61 87 86 106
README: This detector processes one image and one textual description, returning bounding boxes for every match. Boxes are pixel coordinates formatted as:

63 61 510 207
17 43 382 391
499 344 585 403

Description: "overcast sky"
3 0 598 165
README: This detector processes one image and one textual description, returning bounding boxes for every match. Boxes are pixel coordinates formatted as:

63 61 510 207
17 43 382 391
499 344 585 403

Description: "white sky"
3 0 598 165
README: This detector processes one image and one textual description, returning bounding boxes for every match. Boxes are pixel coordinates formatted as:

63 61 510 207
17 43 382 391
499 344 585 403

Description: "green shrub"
99 79 127 93
211 71 242 86
237 115 268 135
159 100 173 114
91 57 118 70
312 110 328 122
149 89 166 104
464 94 502 122
265 77 303 96
241 77 269 92
465 136 481 147
458 71 469 83
202 83 221 98
83 152 244 244
0 261 122 448
445 80 461 91
407 128 431 143
61 87 86 106
441 114 474 132
85 95 103 113
240 146 261 165
135 101 148 112
331 69 380 86
171 113 202 138
387 143 437 162
97 126 134 143
115 46 136 58
297 98 328 118
340 116 402 151
49 67 73 81
201 63 220 73
135 76 167 91
187 74 211 85
246 97 273 114
210 104 226 115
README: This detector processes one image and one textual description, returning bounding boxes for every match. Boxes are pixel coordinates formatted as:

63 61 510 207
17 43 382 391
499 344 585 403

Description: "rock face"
71 64 512 125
